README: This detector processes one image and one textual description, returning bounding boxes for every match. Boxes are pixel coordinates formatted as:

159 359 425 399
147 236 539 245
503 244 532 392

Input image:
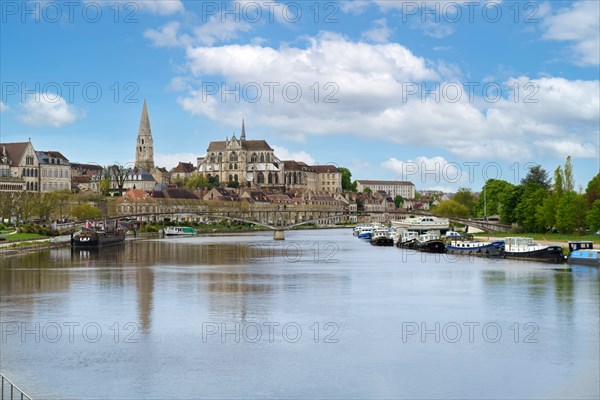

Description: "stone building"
36 151 71 192
0 141 39 192
356 180 415 199
283 161 342 194
135 100 155 173
197 120 284 188
170 162 196 181
197 121 342 193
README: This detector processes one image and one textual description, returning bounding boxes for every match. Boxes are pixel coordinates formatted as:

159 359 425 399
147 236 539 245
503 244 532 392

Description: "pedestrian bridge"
449 218 512 233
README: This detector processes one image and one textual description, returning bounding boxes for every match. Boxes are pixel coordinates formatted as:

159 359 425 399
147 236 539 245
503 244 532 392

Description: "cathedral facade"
197 121 284 188
197 121 342 194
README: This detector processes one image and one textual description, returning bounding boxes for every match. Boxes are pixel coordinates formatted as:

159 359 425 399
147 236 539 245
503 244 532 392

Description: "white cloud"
155 153 199 170
542 1 600 66
361 18 393 43
0 101 8 112
17 95 79 127
534 140 598 159
193 17 253 46
144 21 188 48
272 145 316 164
339 0 371 14
88 0 183 15
172 34 598 161
141 0 184 15
144 17 252 48
381 156 468 186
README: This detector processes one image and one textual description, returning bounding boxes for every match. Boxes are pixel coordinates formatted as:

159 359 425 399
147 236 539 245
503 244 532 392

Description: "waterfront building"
36 151 71 192
0 141 39 192
356 180 415 199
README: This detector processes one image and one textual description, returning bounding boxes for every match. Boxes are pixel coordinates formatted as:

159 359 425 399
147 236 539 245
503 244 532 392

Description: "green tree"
186 173 208 189
208 176 220 189
536 195 558 231
521 164 551 190
563 156 574 192
476 179 515 217
556 192 588 233
452 187 476 216
500 185 523 224
585 173 600 206
339 168 357 192
35 193 58 221
99 174 111 196
553 166 564 198
515 183 548 232
586 200 600 231
227 181 240 188
363 187 372 194
70 203 103 221
432 200 470 218
394 195 404 208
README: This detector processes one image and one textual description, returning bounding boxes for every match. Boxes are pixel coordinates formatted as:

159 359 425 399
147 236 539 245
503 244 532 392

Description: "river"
1 229 598 399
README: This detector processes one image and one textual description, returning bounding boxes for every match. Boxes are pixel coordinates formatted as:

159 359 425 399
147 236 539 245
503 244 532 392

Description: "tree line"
432 157 600 234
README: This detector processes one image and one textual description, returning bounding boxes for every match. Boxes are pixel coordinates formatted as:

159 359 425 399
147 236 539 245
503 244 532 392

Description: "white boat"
164 226 198 236
371 227 393 246
392 229 419 247
392 216 449 233
357 225 374 239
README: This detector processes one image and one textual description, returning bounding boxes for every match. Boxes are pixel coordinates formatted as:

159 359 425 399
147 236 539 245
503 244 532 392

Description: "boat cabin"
568 241 594 253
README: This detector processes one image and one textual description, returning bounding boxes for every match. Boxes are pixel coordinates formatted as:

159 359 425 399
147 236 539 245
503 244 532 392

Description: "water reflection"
0 231 598 399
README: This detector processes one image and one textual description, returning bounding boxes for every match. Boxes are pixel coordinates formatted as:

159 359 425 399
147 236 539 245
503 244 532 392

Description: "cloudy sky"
1 0 598 191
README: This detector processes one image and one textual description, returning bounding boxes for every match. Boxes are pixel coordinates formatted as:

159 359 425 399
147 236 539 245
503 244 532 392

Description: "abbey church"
135 102 342 194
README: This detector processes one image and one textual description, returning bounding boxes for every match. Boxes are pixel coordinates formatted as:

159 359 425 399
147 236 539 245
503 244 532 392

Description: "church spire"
241 118 246 141
135 99 155 171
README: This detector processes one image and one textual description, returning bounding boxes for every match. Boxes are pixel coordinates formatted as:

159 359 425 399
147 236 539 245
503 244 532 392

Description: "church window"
251 153 257 163
234 163 238 169
257 172 265 184
218 153 223 163
230 164 233 170
210 154 215 163
266 153 270 162
141 139 144 144
229 174 233 182
268 172 273 184
234 174 238 182
230 152 238 162
260 153 265 163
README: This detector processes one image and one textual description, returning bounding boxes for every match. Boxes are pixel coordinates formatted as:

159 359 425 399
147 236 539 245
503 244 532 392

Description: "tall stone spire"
135 99 155 171
240 118 246 141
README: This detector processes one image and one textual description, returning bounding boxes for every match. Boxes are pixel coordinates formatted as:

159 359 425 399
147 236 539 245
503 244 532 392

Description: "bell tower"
135 99 155 171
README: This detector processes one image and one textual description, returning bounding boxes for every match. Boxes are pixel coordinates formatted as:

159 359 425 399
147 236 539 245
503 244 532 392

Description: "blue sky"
1 0 598 192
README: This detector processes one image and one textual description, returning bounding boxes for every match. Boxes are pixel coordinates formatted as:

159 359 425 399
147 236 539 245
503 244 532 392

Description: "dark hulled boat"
414 231 446 254
73 223 126 248
446 239 504 257
501 237 564 263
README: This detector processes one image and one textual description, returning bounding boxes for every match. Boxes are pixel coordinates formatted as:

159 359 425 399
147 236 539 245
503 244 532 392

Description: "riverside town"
1 1 599 399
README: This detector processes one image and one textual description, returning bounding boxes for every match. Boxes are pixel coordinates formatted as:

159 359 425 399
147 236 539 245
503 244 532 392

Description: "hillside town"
0 101 440 225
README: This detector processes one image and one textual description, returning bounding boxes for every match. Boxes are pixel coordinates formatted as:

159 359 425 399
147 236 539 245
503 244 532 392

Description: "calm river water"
1 229 599 399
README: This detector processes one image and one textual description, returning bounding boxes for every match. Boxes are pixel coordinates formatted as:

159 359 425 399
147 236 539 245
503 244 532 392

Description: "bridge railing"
1 373 32 400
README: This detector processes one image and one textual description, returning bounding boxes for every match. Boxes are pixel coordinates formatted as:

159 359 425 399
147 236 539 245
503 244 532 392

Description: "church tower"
240 118 246 141
135 99 155 171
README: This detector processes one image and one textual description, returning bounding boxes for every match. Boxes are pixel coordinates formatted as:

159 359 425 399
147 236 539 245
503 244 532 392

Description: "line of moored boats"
353 216 600 266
